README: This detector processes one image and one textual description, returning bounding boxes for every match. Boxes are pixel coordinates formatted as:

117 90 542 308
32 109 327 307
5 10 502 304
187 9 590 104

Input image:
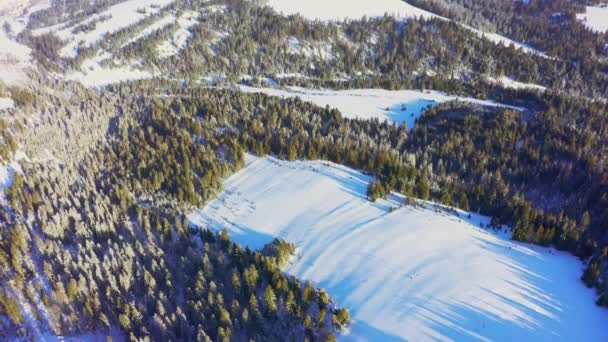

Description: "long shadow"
343 320 405 342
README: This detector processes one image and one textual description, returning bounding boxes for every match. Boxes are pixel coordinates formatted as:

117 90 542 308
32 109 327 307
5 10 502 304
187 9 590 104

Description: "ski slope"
239 86 525 131
188 154 608 342
577 5 608 33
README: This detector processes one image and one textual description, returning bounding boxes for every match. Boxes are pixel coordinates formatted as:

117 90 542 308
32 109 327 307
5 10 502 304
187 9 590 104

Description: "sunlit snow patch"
487 76 547 92
189 154 608 341
577 5 608 33
0 97 14 110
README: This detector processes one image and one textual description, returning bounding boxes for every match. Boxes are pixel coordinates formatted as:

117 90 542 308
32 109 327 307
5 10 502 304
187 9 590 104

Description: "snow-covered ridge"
264 0 547 57
238 85 525 131
188 154 608 341
577 5 608 33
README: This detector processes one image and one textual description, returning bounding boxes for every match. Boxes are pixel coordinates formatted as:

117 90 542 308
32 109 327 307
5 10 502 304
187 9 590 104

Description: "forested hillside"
1 0 607 339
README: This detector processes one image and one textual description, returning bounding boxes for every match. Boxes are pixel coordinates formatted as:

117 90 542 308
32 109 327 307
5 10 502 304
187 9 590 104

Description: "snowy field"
188 154 608 341
264 0 546 56
577 5 608 33
239 86 525 131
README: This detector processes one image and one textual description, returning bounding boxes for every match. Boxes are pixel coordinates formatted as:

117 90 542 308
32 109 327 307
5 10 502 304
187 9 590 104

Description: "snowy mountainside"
264 0 546 56
189 154 608 341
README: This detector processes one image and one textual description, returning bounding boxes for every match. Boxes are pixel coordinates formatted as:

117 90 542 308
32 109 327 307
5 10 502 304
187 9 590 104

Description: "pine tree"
417 175 430 200
264 285 277 313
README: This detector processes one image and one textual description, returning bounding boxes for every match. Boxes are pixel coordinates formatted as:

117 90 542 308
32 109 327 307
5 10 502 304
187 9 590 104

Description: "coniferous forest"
1 0 608 339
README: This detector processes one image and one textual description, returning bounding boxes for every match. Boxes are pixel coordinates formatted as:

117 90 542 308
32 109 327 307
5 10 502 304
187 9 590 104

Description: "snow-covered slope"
239 86 525 130
486 76 547 92
188 154 608 341
65 53 153 87
577 5 608 33
32 0 175 57
264 0 545 56
0 0 50 84
157 10 199 58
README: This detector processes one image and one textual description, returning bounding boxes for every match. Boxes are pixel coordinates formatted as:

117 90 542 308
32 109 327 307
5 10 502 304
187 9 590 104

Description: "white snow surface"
64 51 153 87
264 0 545 56
157 11 199 58
577 5 608 33
487 76 547 92
0 0 51 84
265 0 436 21
0 97 14 110
189 154 608 341
239 86 524 131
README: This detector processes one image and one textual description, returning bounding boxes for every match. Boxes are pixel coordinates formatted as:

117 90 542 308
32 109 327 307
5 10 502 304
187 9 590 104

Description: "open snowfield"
577 5 608 33
239 85 525 130
65 53 153 87
188 154 608 341
263 0 545 56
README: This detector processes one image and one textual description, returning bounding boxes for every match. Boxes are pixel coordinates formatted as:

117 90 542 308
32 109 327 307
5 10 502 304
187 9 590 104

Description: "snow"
0 97 14 110
238 86 525 131
65 63 152 87
0 163 14 189
157 11 199 58
122 13 176 47
487 76 547 92
23 327 125 342
264 0 546 57
265 0 436 21
286 36 337 61
474 30 548 57
577 5 608 33
32 0 175 57
189 154 608 342
0 0 51 84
